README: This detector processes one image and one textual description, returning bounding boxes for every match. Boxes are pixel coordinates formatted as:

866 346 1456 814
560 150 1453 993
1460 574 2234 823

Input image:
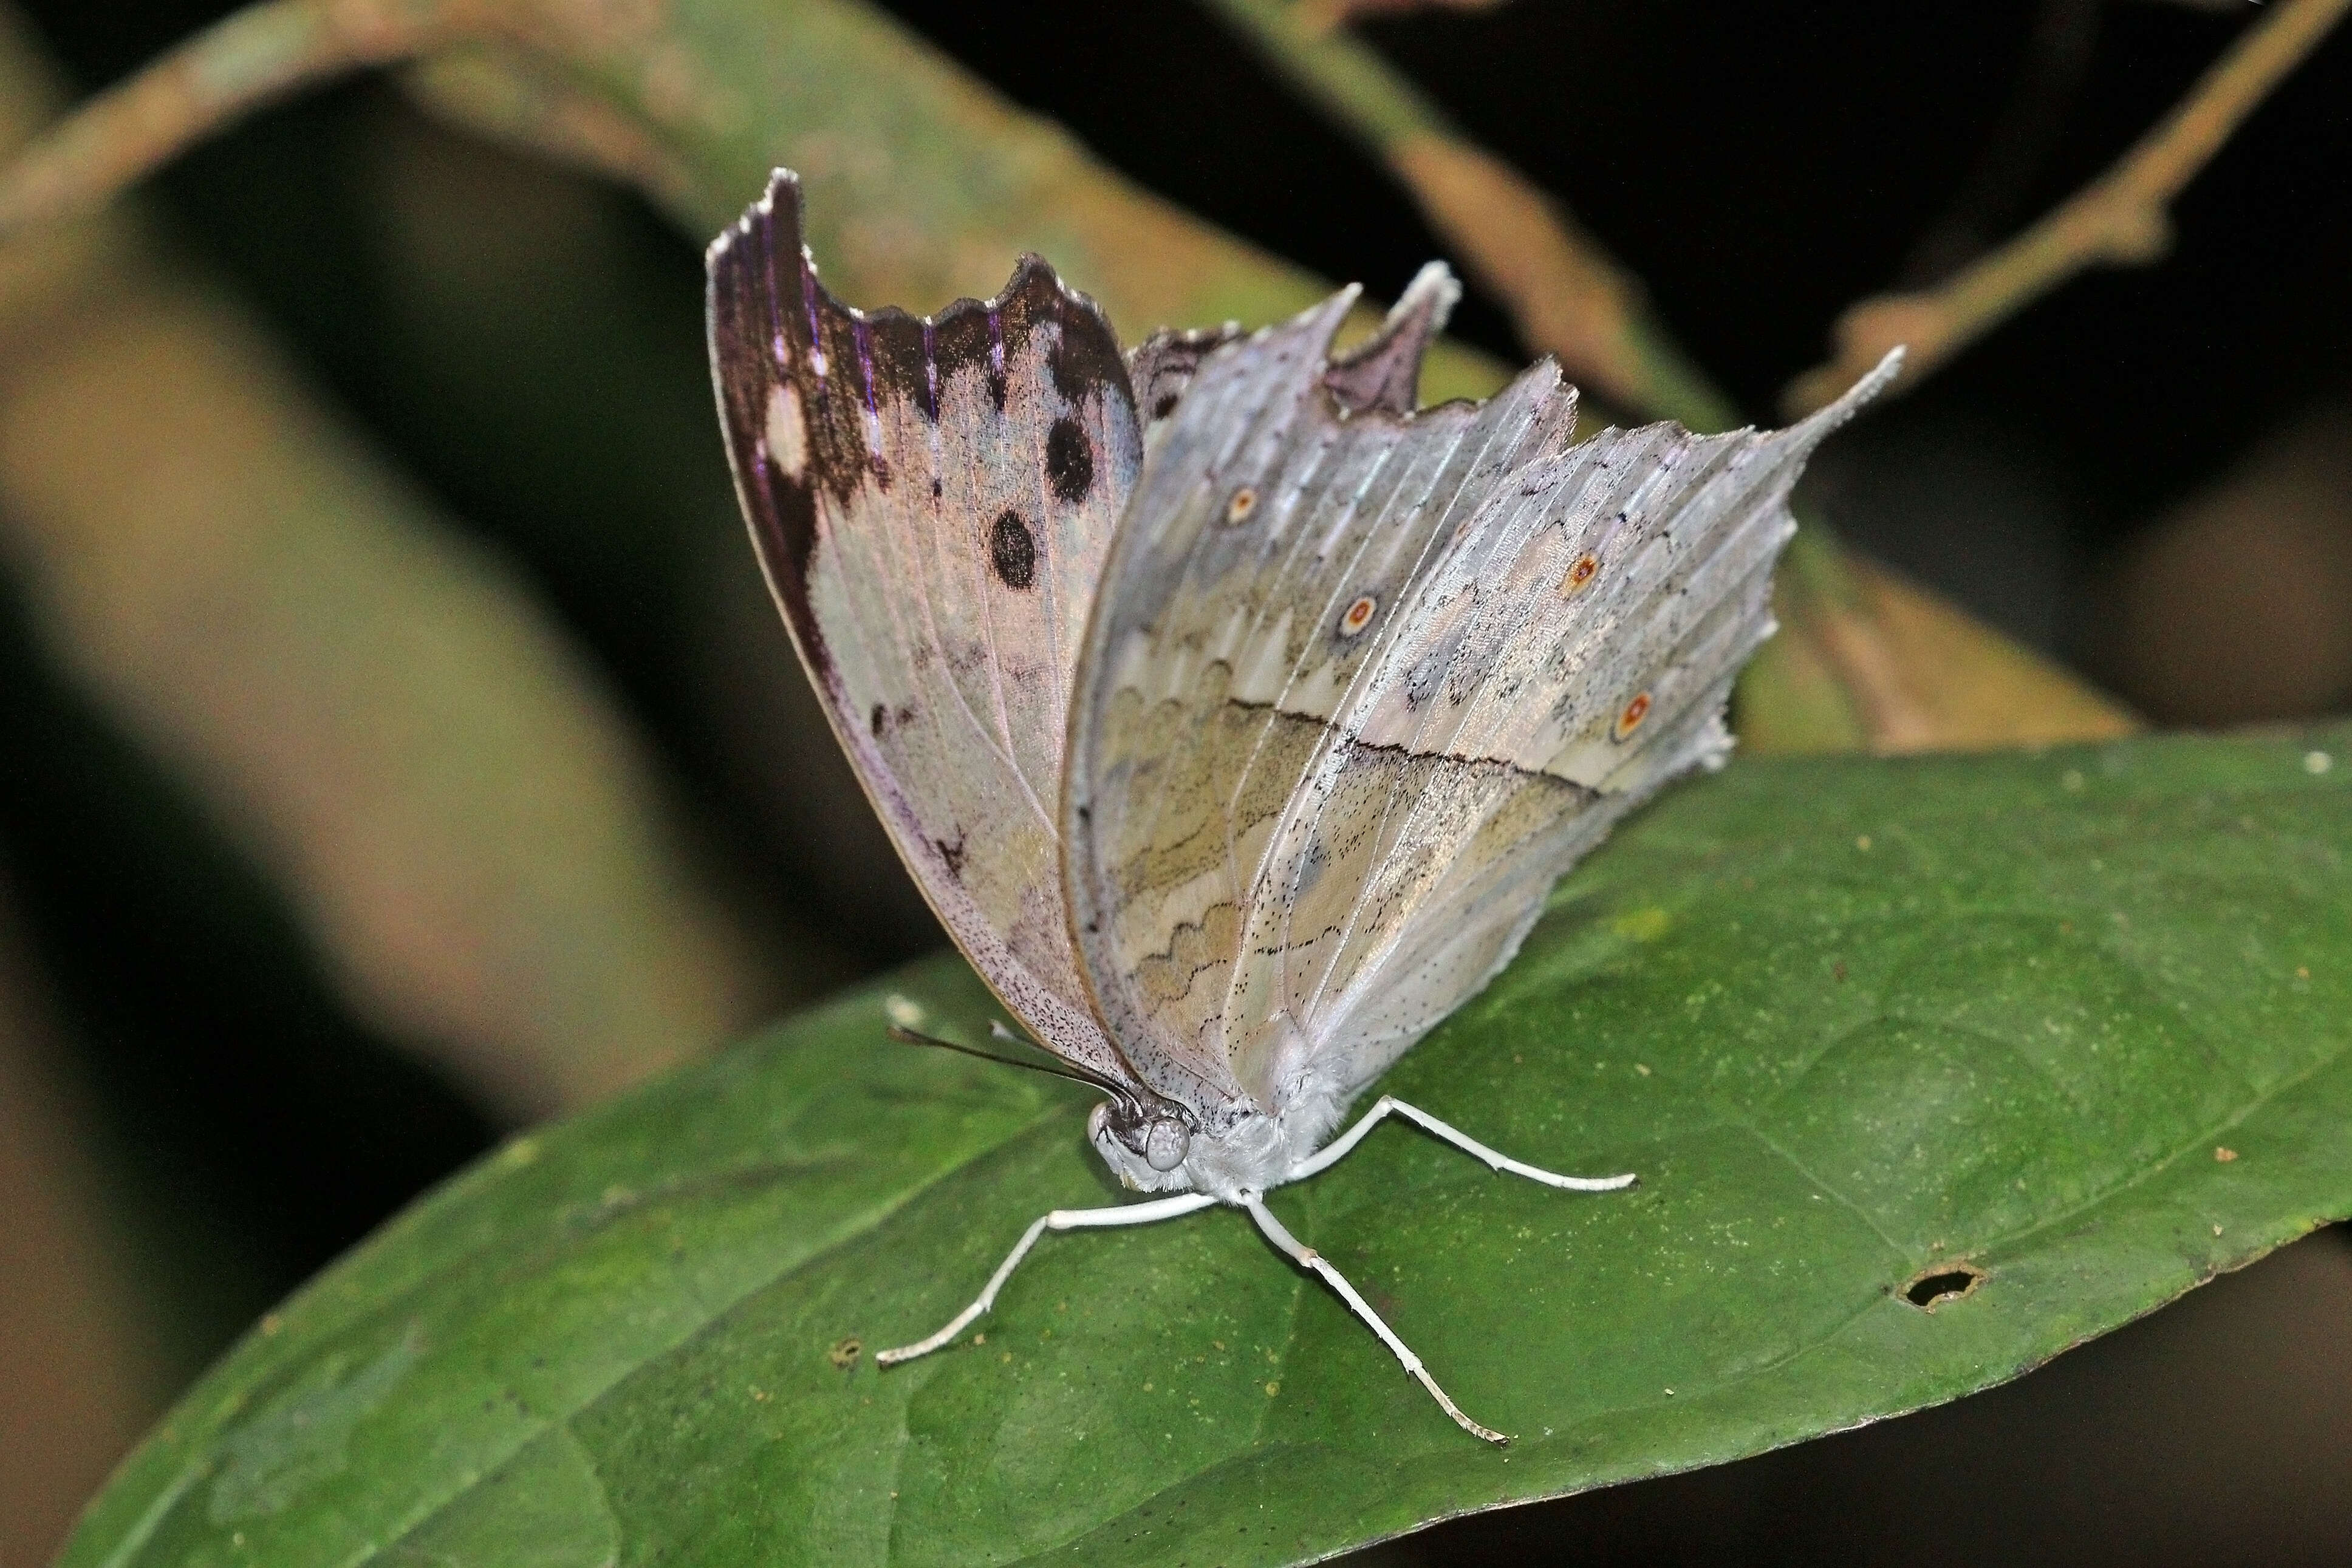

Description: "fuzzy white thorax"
1089 1069 1353 1201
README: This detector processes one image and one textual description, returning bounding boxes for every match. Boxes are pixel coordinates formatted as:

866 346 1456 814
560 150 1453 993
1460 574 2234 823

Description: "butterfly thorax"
1087 1069 1352 1201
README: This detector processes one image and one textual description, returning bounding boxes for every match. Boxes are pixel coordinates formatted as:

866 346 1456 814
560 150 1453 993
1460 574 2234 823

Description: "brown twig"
1201 0 2146 755
0 4 793 1120
1199 0 1740 432
1896 0 2104 286
1783 0 2351 416
0 0 484 236
1291 0 1516 37
0 0 2148 771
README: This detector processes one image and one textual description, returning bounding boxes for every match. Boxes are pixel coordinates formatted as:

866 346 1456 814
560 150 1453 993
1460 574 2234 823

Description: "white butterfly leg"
1286 1094 1638 1190
875 1191 1218 1366
1243 1195 1508 1445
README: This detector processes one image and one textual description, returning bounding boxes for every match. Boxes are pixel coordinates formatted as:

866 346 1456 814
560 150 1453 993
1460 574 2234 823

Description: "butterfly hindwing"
707 170 1144 1088
1065 287 1895 1142
1061 285 1574 1128
1253 378 1896 1099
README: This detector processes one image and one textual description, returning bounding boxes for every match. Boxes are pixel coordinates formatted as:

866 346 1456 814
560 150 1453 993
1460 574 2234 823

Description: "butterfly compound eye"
1090 1101 1191 1173
1144 1117 1191 1173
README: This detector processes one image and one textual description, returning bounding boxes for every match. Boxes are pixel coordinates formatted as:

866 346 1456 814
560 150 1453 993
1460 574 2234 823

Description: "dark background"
5 2 2349 1562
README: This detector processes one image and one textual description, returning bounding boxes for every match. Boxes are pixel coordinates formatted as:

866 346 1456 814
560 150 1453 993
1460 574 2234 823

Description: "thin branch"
1292 0 1518 35
0 0 485 236
1783 0 2351 416
1199 0 2141 756
0 0 2150 763
1199 0 1740 432
1897 0 2104 287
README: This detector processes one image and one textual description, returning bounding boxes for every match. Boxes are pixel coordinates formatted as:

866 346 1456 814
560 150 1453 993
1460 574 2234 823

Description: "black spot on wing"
1046 416 1094 502
990 511 1038 590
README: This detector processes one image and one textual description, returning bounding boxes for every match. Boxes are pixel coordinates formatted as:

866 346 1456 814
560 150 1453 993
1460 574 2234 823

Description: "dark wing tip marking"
1324 260 1460 417
706 168 1140 675
707 170 829 673
1130 322 1247 431
1193 279 1577 458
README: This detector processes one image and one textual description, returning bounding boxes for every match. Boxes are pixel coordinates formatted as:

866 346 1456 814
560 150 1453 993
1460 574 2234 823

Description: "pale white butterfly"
708 170 1896 1444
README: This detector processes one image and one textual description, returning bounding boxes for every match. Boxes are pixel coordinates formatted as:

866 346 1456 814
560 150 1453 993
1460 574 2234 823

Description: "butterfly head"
1089 1098 1196 1188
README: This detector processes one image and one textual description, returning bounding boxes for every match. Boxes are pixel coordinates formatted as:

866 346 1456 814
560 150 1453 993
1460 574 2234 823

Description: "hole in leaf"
1901 1262 1986 1311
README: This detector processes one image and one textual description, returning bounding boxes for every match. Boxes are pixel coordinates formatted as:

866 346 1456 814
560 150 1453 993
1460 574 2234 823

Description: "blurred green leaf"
63 723 2351 1567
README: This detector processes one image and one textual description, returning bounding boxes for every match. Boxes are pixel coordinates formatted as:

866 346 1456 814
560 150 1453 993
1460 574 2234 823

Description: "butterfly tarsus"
1284 1094 1639 1192
874 1192 1217 1367
1245 1096 1632 1444
1243 1195 1509 1446
875 1094 1633 1442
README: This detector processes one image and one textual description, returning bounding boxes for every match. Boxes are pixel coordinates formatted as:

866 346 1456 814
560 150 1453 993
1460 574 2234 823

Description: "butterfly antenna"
886 1024 1135 1100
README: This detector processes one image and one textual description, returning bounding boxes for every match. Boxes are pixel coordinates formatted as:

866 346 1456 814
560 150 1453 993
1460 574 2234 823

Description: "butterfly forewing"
707 171 1144 1090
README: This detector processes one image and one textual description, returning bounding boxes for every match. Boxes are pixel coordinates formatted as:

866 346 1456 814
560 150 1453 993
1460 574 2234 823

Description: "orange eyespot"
1612 691 1652 741
1562 553 1600 595
1339 594 1379 636
1225 486 1259 525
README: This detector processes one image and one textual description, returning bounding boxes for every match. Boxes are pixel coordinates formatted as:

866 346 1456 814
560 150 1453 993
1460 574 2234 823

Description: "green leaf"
64 725 2351 1567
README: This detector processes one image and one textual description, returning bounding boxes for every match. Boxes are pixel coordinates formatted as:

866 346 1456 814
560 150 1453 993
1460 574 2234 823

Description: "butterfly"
707 169 1896 1444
